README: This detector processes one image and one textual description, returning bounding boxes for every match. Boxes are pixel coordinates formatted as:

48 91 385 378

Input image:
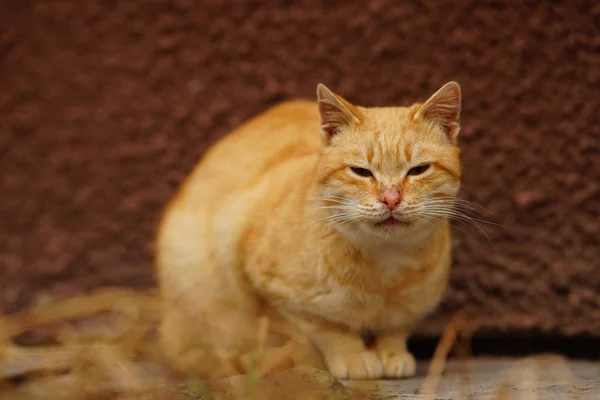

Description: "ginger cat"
156 82 462 380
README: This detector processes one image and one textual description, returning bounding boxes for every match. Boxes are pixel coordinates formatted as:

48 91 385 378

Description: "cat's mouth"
375 216 411 228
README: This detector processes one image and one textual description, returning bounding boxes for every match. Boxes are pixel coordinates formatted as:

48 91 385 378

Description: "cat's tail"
158 305 325 380
160 335 324 380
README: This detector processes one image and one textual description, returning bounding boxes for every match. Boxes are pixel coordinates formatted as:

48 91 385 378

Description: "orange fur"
155 82 463 380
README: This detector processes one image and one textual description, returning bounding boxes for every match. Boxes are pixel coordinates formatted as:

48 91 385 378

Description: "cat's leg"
263 316 327 372
160 297 326 378
159 302 236 378
307 327 385 379
160 298 272 378
375 330 417 378
157 207 252 377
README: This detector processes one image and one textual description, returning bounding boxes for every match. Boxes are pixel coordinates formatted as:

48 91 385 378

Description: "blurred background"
1 0 598 357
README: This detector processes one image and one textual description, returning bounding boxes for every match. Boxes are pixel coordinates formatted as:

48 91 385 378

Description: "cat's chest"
307 262 446 331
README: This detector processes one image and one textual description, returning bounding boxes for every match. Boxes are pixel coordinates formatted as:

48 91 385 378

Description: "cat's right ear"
316 84 362 145
413 81 462 144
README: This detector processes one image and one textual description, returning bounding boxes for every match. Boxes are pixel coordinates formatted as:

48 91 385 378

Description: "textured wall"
1 1 598 337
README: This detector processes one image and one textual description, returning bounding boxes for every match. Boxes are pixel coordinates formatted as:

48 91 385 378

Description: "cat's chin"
374 216 411 228
352 216 414 238
357 215 438 240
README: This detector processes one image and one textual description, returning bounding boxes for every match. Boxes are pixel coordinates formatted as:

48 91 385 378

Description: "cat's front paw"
378 349 416 378
326 351 384 380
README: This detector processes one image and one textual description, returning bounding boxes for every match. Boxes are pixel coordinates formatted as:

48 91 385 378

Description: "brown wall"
1 1 598 338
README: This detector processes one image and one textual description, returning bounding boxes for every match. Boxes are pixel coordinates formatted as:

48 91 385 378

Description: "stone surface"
2 356 598 399
347 357 600 399
0 1 599 338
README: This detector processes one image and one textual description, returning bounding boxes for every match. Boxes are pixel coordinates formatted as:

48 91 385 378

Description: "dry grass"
0 288 171 399
418 311 468 400
0 288 383 399
0 288 593 399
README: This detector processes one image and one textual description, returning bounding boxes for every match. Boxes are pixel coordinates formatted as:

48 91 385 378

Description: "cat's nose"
379 186 402 211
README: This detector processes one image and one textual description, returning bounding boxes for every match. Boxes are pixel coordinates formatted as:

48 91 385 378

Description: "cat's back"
157 100 321 264
179 99 322 200
156 99 322 293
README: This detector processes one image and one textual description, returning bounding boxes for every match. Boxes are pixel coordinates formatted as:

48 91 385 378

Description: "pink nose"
379 186 402 211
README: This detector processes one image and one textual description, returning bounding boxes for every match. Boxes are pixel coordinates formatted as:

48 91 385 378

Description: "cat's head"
315 82 462 241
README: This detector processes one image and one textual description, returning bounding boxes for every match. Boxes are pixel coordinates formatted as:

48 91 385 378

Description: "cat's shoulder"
261 99 318 121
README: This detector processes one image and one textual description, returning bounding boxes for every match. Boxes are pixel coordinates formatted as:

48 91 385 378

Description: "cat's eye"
407 164 430 176
350 167 373 177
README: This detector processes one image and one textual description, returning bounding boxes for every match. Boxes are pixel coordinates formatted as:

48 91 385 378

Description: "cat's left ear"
414 81 462 143
316 84 362 145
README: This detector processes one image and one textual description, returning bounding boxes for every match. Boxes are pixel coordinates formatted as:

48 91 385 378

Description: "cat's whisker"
322 198 354 204
422 198 499 222
432 196 494 211
307 195 348 200
425 203 494 220
409 214 447 232
314 205 354 211
325 214 358 223
405 212 479 239
414 213 474 237
418 209 488 230
425 197 486 206
420 199 499 223
423 198 483 211
328 215 362 230
420 205 491 222
307 195 354 204
417 210 498 251
313 213 356 225
319 210 364 226
314 200 355 207
418 207 500 227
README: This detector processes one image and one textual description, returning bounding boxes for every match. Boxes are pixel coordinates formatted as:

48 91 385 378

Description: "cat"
155 81 462 380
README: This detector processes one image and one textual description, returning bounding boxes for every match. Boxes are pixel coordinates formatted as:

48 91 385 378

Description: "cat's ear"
316 84 362 145
414 81 462 143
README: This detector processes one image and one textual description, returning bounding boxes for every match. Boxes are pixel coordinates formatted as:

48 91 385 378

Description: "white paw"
326 351 384 380
378 350 416 378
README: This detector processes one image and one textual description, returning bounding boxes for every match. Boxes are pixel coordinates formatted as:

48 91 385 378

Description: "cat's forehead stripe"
365 145 374 164
370 131 410 168
404 142 412 163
